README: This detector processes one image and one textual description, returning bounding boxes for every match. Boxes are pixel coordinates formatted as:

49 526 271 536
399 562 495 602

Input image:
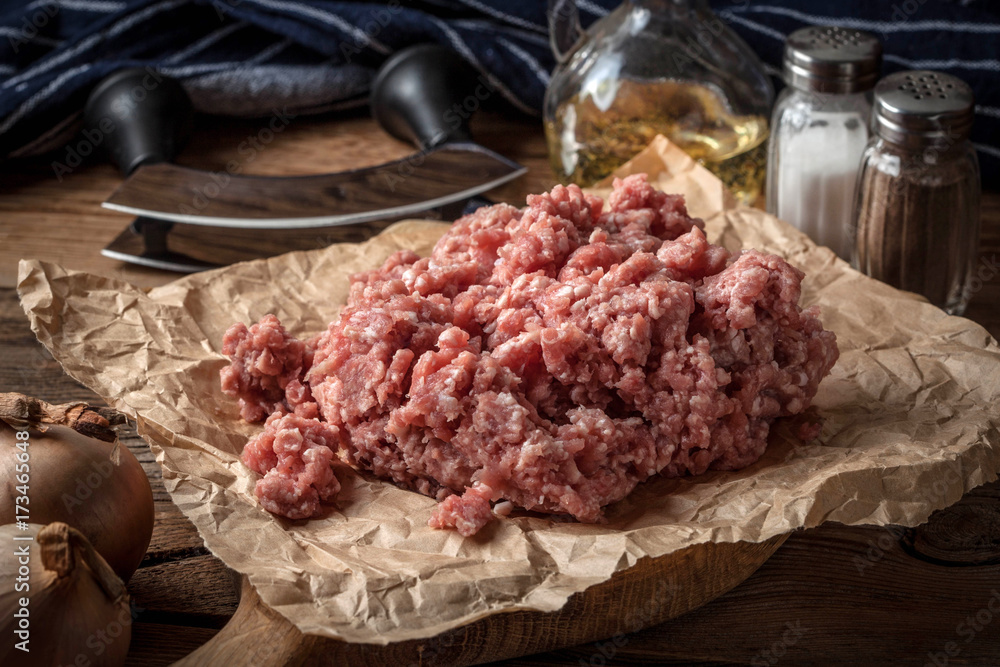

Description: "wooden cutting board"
175 535 787 666
4 112 1000 665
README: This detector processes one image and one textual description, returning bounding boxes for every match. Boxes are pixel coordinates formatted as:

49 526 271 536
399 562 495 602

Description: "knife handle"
84 68 194 176
371 44 477 150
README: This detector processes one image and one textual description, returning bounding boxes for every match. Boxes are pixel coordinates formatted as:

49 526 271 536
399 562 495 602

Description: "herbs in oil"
545 79 769 204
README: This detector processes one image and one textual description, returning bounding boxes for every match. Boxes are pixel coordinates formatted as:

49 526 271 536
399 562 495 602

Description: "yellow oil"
545 79 769 204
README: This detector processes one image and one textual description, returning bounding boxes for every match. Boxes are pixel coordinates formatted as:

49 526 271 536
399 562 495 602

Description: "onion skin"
0 422 154 582
0 392 124 443
0 522 132 667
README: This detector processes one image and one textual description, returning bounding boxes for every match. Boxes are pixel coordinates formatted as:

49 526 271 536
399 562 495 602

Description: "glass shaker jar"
544 0 773 203
852 71 980 315
766 27 881 260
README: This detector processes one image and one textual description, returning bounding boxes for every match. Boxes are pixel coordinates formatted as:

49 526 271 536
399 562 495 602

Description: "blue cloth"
1 1 997 186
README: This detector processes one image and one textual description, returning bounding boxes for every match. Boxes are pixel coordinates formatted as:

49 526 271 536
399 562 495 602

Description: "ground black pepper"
851 71 980 315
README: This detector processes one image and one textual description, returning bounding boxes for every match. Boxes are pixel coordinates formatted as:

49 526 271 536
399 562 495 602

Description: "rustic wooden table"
1 110 998 666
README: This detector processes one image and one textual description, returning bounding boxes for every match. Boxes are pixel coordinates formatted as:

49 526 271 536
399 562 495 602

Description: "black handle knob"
370 44 478 150
84 68 194 176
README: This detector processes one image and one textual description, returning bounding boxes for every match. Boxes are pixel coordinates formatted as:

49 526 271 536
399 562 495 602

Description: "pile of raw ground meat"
220 175 839 536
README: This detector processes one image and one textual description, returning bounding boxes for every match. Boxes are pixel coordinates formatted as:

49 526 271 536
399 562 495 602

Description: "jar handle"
548 0 583 63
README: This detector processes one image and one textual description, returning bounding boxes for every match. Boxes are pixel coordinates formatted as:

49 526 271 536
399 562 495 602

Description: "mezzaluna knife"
101 196 494 273
87 44 526 228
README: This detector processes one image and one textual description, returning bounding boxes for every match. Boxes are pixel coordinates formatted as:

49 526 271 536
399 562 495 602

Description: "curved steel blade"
102 143 525 229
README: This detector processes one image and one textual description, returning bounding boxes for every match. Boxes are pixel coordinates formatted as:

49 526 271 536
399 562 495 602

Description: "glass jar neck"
627 0 710 12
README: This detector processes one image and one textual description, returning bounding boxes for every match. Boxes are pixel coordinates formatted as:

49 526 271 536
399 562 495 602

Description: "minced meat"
222 174 839 535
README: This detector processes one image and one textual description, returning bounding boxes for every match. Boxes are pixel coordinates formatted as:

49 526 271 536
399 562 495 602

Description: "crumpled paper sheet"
17 135 1000 644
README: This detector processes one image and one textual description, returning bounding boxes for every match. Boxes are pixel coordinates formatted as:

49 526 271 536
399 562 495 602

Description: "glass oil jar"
766 26 881 260
543 0 773 203
851 71 980 315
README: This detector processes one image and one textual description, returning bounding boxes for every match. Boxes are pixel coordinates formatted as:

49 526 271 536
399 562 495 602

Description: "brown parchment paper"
16 135 1000 644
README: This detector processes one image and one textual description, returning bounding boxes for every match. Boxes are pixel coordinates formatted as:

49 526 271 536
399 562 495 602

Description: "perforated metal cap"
873 71 975 149
783 26 882 94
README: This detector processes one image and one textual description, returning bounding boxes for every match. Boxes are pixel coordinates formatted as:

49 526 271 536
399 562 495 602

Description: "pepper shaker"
851 71 980 315
766 26 882 260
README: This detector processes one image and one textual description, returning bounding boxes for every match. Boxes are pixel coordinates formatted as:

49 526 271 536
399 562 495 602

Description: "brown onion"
0 419 154 582
0 522 133 667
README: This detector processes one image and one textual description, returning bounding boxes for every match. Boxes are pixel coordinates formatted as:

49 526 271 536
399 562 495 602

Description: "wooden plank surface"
175 538 788 667
1 110 998 666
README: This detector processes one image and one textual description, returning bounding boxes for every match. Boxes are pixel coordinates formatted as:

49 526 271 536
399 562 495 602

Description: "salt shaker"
852 71 980 315
766 26 882 260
